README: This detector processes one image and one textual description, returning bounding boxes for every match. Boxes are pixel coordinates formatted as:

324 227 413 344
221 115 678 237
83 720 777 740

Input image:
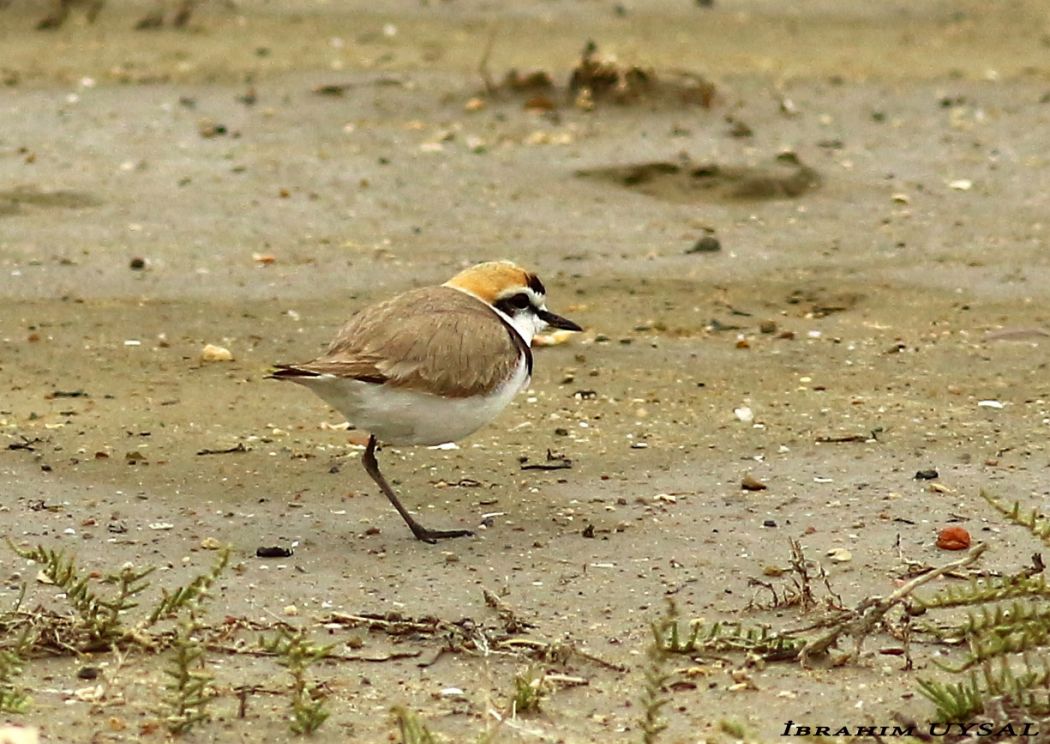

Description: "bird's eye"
509 293 531 310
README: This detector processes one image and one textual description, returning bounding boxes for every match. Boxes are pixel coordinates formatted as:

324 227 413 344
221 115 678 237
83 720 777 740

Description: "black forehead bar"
526 274 546 295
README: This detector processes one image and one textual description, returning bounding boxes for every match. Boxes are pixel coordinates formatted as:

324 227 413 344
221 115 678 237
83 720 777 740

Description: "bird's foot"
411 527 474 544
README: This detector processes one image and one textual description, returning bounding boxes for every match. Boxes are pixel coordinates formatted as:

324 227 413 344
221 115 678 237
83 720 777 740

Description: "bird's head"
444 261 582 344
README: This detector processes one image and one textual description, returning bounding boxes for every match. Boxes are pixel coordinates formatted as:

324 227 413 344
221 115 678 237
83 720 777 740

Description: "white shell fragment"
977 400 1004 409
826 548 853 563
734 406 754 423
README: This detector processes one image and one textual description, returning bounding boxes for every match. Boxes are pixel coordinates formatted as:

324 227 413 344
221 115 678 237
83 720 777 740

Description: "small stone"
686 235 722 254
936 526 971 550
762 519 777 528
256 546 294 558
948 178 972 191
914 469 939 480
734 406 754 423
533 329 575 347
741 474 768 491
198 118 227 138
283 605 299 616
200 537 223 550
727 118 752 138
200 343 234 362
759 320 777 334
129 257 146 270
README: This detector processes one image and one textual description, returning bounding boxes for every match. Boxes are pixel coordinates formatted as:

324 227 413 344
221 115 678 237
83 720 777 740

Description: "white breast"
297 354 531 446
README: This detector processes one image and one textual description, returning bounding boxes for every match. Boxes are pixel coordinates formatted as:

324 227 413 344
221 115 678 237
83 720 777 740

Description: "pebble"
936 526 971 550
198 118 227 138
256 546 294 558
741 474 768 491
200 343 234 362
734 406 754 423
686 235 722 254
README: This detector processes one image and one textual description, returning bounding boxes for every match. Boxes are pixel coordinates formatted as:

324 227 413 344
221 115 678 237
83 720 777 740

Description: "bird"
270 261 582 543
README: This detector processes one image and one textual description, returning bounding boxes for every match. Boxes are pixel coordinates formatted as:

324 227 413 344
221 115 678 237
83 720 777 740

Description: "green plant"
511 666 546 715
147 548 230 625
162 617 214 734
157 548 230 735
915 491 1050 726
639 599 674 744
8 540 153 645
0 630 31 714
392 705 442 744
260 626 333 735
658 618 803 662
719 719 748 739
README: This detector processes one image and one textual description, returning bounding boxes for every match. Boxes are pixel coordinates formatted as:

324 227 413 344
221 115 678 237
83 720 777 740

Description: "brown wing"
288 286 527 398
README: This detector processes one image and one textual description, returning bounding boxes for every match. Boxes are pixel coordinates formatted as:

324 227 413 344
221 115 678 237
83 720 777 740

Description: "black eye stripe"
495 293 532 314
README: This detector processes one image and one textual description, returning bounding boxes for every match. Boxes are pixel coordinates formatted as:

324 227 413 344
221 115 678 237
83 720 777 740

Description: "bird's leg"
361 435 473 543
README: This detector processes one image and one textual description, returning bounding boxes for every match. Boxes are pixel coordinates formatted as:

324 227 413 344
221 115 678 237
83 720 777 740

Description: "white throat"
497 305 545 346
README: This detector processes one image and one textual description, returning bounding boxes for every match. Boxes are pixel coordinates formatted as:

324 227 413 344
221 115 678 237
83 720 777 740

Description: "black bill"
538 308 583 332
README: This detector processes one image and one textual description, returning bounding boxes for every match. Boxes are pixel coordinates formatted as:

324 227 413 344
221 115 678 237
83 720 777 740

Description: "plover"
271 261 582 543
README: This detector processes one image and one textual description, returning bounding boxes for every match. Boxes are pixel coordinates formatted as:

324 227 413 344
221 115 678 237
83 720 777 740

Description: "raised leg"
361 435 473 543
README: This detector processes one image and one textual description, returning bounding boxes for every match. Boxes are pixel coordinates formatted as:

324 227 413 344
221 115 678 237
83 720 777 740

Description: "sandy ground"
2 0 1050 741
